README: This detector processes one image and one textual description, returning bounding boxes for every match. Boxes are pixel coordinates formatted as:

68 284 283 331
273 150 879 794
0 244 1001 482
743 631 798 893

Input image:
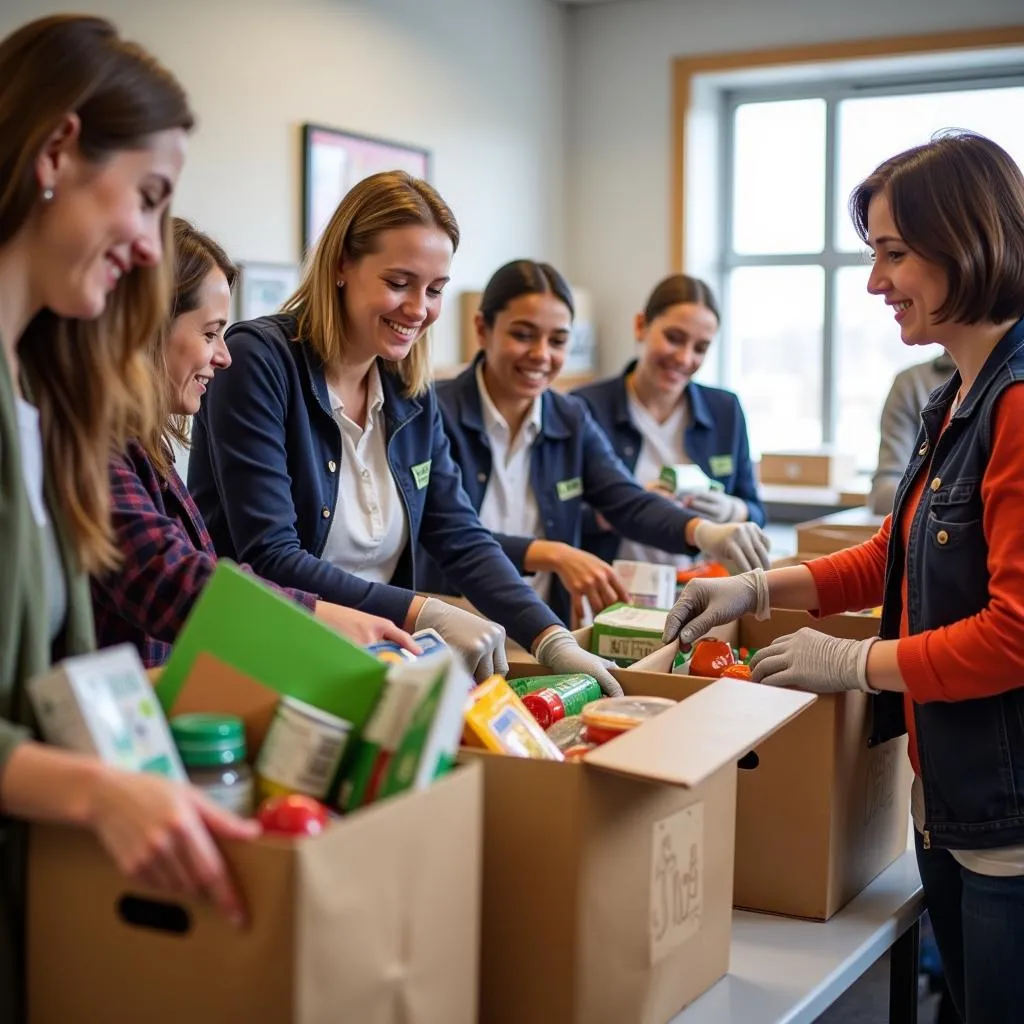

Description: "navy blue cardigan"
188 315 562 649
572 364 765 563
417 357 701 625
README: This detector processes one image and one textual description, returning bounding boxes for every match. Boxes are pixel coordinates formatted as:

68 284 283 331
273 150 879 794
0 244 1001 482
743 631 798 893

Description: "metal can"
255 696 353 803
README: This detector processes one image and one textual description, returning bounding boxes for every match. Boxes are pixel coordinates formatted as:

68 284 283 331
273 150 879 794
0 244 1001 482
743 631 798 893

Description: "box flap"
583 678 815 788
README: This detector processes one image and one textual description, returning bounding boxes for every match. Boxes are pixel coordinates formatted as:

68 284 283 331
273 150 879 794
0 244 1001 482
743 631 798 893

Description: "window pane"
835 86 1024 251
833 265 943 471
732 99 826 254
727 266 824 458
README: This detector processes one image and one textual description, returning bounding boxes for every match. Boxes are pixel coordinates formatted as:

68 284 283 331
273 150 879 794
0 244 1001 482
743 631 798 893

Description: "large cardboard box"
28 654 483 1024
759 449 856 488
626 609 912 920
468 668 815 1024
795 506 886 556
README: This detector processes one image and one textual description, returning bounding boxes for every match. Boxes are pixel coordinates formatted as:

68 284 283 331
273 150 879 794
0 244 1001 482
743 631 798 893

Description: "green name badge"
709 454 734 477
556 477 583 501
411 460 432 490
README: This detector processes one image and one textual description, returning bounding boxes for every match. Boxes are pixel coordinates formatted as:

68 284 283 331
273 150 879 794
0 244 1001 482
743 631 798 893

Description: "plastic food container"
580 696 677 745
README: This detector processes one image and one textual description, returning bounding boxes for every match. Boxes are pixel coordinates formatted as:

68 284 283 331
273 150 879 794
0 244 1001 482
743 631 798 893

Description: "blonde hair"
0 15 194 573
284 170 459 397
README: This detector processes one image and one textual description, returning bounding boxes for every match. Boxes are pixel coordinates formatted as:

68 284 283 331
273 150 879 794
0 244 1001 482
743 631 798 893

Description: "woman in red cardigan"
664 132 1024 1024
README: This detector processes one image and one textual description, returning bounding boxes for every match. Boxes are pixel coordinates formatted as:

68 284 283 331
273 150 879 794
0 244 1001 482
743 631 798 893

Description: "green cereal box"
590 604 670 667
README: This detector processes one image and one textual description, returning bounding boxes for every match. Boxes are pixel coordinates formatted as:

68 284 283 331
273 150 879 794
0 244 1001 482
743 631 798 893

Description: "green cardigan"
0 346 95 1023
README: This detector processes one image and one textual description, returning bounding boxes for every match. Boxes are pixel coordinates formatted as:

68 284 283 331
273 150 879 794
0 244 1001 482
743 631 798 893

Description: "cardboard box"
28 654 482 1024
468 667 815 1024
626 609 912 920
795 506 887 556
759 449 856 488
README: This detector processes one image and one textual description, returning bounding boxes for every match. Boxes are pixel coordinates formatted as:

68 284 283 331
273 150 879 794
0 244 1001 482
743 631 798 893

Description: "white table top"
673 846 924 1024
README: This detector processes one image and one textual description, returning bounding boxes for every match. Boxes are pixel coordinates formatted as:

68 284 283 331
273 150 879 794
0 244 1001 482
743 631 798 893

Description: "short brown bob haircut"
850 131 1024 326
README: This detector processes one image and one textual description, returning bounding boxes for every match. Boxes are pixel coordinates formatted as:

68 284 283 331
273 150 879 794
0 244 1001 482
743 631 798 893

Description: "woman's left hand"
314 601 421 653
750 628 877 693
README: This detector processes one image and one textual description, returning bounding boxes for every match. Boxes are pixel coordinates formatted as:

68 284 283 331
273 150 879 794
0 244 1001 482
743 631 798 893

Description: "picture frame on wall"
301 124 431 254
235 261 300 323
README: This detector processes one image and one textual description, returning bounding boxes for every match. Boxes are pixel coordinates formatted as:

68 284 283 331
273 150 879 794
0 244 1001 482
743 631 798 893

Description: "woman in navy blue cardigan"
188 172 621 692
419 261 770 626
573 274 765 568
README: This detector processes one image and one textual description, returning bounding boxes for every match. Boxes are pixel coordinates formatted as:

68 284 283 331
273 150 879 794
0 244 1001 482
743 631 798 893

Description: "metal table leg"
889 915 921 1023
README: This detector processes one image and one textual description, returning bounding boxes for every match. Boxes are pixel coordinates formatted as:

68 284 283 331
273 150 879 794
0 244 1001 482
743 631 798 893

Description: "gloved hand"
684 490 749 524
415 598 508 682
750 628 878 693
534 627 623 697
693 520 770 572
662 568 770 646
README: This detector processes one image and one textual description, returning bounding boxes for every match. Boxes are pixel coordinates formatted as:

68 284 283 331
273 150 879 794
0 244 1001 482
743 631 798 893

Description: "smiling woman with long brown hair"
0 16 258 1019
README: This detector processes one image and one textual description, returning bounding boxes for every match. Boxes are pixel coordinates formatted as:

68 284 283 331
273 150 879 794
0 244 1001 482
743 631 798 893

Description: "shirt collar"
475 360 542 441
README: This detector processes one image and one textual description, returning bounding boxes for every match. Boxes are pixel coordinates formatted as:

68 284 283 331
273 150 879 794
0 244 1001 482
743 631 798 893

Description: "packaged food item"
612 560 676 610
546 715 588 752
563 742 597 761
658 463 719 497
581 696 677 745
341 651 470 811
590 604 669 666
28 645 187 782
462 676 564 760
687 638 736 678
367 627 449 664
676 561 730 587
257 793 329 837
170 713 254 817
255 696 353 803
521 675 602 730
720 663 753 681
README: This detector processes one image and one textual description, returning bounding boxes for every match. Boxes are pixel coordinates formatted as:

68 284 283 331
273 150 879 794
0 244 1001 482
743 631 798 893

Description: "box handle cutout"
737 751 760 771
117 894 192 935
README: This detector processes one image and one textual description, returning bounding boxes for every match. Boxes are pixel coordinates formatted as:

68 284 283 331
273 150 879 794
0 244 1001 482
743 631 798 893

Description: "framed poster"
235 261 300 323
301 124 431 254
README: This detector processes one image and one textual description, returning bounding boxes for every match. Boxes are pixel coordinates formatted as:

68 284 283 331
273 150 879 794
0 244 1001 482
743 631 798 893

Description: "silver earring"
41 187 55 202
336 280 345 288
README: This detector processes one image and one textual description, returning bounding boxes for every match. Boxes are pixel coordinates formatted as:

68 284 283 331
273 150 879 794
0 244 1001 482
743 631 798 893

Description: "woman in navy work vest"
418 260 771 627
188 172 622 693
573 275 765 568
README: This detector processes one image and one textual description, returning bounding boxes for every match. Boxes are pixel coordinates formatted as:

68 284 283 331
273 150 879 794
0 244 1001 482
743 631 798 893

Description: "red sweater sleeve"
804 519 891 616
898 383 1024 702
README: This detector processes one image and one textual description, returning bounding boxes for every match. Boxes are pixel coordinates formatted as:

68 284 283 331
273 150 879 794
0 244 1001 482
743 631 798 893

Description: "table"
761 483 868 524
673 845 924 1024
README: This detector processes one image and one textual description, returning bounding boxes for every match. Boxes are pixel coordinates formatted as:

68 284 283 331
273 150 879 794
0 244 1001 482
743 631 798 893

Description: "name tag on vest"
411 460 432 489
556 477 583 501
709 455 734 477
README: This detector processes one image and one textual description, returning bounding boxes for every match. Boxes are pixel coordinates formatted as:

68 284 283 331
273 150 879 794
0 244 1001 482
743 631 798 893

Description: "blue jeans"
915 829 1024 1023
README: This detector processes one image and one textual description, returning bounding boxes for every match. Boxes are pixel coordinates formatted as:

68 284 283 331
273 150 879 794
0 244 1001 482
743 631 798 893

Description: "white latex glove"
415 598 508 682
684 490 749 524
693 520 770 573
534 627 624 697
750 628 879 693
662 568 771 646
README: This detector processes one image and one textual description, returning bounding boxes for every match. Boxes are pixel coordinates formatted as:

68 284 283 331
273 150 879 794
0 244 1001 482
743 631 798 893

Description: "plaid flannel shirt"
91 440 317 667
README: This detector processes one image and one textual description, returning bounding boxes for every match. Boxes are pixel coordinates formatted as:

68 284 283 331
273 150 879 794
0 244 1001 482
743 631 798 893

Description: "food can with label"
255 696 353 803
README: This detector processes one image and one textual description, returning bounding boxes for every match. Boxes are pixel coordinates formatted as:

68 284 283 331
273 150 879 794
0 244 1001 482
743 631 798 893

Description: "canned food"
255 696 353 803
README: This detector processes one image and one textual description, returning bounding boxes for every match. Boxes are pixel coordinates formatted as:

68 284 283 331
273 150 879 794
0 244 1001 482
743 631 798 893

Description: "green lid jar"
170 714 253 817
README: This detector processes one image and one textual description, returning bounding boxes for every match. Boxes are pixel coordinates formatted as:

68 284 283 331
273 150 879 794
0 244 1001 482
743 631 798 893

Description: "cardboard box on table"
625 608 912 920
759 449 857 488
466 665 815 1024
28 653 483 1024
795 506 887 557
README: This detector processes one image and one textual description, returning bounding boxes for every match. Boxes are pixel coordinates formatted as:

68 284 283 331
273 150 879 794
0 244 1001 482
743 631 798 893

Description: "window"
721 78 1024 472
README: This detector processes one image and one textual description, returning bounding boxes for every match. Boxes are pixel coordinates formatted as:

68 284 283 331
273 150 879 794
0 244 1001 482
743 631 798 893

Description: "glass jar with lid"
170 713 254 817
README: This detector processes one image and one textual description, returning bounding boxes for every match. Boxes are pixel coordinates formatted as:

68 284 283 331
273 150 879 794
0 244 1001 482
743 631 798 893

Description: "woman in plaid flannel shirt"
91 218 418 666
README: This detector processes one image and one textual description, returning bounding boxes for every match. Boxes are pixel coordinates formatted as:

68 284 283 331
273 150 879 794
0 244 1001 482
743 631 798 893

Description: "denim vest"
872 318 1024 850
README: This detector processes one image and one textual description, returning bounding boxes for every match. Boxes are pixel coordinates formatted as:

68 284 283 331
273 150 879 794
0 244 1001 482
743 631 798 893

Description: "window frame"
717 68 1024 448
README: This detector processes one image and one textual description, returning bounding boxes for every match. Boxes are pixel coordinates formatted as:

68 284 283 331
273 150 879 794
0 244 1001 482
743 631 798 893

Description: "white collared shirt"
475 363 550 601
616 390 695 569
320 364 408 584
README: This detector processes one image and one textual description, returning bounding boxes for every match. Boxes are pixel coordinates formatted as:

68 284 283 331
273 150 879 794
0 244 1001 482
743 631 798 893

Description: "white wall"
566 0 1024 373
0 0 569 367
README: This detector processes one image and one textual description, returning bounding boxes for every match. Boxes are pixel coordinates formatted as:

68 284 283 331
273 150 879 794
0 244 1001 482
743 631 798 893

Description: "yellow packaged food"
463 676 564 761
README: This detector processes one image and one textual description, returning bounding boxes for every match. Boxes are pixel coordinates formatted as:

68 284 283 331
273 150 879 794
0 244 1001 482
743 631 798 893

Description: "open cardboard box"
624 609 912 920
28 653 482 1024
794 507 886 557
465 665 815 1024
